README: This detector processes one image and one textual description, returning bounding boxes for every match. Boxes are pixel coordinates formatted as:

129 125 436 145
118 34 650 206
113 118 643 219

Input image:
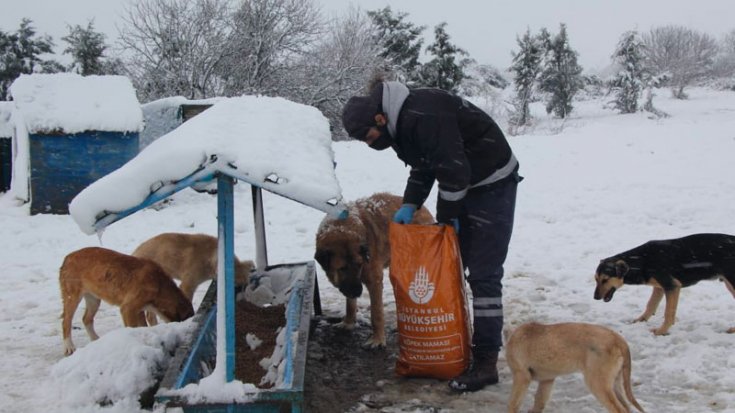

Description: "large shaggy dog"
60 247 194 356
314 192 434 348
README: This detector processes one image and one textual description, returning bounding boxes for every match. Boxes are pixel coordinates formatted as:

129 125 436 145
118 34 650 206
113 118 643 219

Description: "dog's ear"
314 250 331 271
359 244 370 262
614 259 630 277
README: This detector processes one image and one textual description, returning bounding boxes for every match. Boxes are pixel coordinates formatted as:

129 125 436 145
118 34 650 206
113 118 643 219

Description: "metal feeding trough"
155 261 317 412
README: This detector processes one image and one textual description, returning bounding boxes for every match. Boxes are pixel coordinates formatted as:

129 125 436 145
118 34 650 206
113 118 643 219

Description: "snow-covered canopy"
70 95 345 235
9 73 143 134
0 102 12 137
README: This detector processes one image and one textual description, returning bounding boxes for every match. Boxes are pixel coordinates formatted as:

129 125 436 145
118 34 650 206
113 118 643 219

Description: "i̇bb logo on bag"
408 266 434 304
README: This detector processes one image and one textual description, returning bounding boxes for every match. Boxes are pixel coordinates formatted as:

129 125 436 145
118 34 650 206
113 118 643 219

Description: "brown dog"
60 247 194 356
314 192 434 348
506 322 645 413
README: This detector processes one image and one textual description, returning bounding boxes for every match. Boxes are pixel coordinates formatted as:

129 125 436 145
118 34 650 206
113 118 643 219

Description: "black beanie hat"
341 84 383 141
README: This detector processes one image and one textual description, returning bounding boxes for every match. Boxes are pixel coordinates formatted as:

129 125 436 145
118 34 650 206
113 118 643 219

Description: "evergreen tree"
608 30 647 114
509 28 545 126
367 6 424 85
0 18 60 100
538 24 584 118
62 20 108 75
419 22 467 92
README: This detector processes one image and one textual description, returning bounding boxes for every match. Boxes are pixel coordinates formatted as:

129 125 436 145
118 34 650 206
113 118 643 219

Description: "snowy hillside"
0 87 734 413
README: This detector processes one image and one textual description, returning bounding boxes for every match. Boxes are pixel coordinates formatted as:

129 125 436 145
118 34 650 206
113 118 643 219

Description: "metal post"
252 186 268 271
216 174 236 382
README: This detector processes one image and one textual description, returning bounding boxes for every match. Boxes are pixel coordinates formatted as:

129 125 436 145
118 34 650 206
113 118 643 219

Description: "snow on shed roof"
9 73 143 134
0 102 12 137
140 96 225 149
70 95 345 235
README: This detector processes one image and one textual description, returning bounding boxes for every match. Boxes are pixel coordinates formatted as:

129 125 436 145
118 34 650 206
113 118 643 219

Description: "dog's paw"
726 327 735 334
651 327 670 336
362 336 386 350
63 340 76 356
632 313 652 323
335 321 356 331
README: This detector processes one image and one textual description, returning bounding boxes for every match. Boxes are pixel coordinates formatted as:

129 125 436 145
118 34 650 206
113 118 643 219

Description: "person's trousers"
458 171 520 352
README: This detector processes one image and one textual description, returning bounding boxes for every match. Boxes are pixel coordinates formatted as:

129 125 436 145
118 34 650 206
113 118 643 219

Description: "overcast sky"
2 0 734 73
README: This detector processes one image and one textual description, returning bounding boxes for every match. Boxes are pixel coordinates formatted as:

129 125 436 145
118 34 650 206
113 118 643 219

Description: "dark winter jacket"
383 82 518 223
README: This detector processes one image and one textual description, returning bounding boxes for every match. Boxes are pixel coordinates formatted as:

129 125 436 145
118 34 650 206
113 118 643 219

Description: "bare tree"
282 7 385 139
219 0 322 96
712 29 735 79
722 29 735 55
118 0 232 101
642 25 718 99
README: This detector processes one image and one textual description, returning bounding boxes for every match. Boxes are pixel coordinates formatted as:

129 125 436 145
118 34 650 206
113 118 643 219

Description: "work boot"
448 350 499 392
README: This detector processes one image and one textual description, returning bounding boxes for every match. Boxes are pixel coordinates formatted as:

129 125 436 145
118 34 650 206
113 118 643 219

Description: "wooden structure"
69 96 346 412
180 103 214 122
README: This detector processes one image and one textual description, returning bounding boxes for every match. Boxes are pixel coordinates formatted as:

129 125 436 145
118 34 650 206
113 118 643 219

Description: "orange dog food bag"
389 222 472 379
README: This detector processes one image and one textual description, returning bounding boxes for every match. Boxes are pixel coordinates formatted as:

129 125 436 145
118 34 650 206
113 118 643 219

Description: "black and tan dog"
314 192 434 348
594 233 735 335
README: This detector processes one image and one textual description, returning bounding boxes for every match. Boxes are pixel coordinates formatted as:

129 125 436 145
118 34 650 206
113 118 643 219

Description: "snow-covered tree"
608 30 647 114
282 6 384 139
0 19 61 100
712 29 735 80
118 0 232 101
642 25 718 99
62 20 108 75
538 24 584 118
459 61 509 97
219 0 321 96
509 28 545 126
418 22 467 93
367 6 424 85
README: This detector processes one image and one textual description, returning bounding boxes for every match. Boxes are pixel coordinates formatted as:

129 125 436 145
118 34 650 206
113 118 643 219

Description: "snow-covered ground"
1 87 734 413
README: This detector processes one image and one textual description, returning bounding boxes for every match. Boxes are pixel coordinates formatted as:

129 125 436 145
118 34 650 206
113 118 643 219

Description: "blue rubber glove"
393 204 416 224
450 218 460 234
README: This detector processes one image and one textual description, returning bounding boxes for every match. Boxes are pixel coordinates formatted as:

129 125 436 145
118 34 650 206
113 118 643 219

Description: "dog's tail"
622 344 646 413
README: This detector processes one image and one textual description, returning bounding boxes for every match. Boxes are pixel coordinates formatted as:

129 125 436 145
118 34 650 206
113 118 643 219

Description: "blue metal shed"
0 102 12 192
9 73 144 214
29 131 139 214
0 137 10 193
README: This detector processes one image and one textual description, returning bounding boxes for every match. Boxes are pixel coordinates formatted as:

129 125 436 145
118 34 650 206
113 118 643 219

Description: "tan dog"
133 233 253 299
506 322 645 413
60 247 194 356
133 233 253 325
314 192 434 348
